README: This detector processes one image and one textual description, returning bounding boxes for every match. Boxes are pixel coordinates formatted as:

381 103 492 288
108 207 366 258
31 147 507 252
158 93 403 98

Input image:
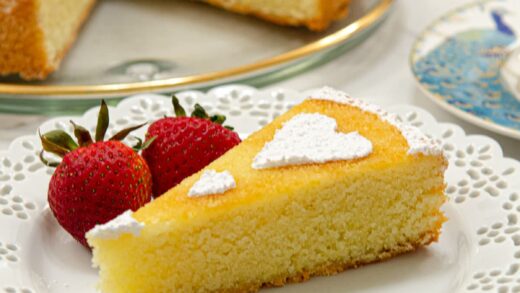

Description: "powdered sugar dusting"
252 113 372 169
188 170 236 197
86 210 144 240
308 87 443 156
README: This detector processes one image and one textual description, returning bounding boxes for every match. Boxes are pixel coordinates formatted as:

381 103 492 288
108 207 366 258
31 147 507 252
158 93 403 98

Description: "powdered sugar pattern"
188 170 236 197
86 210 144 240
252 113 372 169
308 87 443 156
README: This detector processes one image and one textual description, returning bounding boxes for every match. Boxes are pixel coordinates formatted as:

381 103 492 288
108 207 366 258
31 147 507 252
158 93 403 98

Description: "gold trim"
0 0 393 97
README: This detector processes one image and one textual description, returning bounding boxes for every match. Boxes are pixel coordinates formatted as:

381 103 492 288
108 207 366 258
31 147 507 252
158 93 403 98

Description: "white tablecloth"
0 0 518 159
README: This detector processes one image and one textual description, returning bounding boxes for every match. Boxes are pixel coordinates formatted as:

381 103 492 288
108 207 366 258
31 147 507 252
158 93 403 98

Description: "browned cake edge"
203 0 351 31
218 221 444 292
316 0 351 30
0 0 96 80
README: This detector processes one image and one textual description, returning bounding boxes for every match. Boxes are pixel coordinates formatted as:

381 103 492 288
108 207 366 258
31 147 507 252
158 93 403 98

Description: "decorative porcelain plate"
0 85 520 293
410 0 520 140
0 0 393 115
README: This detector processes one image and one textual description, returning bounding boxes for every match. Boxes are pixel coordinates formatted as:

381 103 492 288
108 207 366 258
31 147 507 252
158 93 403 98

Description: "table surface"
0 0 518 159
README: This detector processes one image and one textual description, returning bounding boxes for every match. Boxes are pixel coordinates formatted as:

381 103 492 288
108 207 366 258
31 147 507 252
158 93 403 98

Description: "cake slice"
87 87 447 292
0 0 95 79
202 0 352 31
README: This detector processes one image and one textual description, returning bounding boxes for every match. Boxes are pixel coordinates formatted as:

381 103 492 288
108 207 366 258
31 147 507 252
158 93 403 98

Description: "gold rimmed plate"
0 0 393 114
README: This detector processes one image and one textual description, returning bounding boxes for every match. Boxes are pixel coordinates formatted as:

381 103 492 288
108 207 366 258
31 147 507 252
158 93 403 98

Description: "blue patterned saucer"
410 0 520 139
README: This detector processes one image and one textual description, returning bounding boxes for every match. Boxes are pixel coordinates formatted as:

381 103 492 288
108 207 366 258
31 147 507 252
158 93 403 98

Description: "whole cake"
87 87 447 292
204 0 351 31
0 0 95 80
0 0 351 80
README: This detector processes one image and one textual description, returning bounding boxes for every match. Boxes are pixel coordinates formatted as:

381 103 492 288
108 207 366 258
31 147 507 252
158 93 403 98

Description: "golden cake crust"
0 0 95 80
203 0 351 31
219 230 440 292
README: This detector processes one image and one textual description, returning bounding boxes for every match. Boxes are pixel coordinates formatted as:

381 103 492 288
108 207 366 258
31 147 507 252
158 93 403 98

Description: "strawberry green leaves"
171 94 235 130
71 121 93 147
191 104 228 126
132 136 157 152
209 114 226 124
39 130 78 167
39 151 60 167
172 95 187 117
109 123 146 141
39 99 149 168
40 130 78 156
191 104 209 119
95 100 109 142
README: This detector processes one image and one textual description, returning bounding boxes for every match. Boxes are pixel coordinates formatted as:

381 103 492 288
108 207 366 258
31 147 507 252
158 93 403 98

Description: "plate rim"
0 0 393 97
408 0 520 141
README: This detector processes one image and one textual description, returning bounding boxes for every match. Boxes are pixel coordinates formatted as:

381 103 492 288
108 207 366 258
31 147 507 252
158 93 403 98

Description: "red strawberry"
40 101 154 248
142 96 241 197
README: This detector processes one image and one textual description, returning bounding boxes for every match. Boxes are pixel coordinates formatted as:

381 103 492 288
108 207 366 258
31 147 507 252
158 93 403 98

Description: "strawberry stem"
172 95 186 117
95 100 109 142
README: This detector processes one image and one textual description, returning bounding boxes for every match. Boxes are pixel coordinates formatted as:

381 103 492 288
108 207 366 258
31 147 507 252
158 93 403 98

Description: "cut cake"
0 0 95 80
87 87 447 292
0 0 351 80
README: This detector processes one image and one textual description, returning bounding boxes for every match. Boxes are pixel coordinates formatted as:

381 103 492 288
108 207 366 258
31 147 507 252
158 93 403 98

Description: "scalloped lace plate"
0 85 519 293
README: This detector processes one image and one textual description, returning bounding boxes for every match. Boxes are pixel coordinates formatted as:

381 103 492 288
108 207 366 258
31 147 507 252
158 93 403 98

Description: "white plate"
0 85 519 293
